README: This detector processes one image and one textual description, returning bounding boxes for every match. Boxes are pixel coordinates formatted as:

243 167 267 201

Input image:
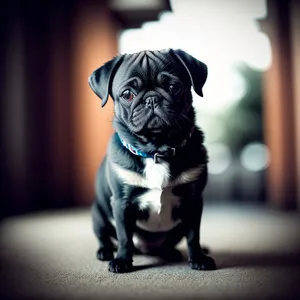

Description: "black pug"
88 49 216 273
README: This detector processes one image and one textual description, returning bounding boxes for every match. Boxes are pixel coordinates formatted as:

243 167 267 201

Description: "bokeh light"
207 143 232 175
240 142 270 172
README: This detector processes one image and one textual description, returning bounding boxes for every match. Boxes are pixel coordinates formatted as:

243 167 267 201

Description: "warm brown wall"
50 0 119 206
290 0 300 209
0 0 119 216
259 0 300 209
71 1 119 205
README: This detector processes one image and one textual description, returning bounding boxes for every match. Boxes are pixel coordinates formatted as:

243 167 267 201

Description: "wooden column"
259 0 298 209
290 0 300 209
71 1 119 205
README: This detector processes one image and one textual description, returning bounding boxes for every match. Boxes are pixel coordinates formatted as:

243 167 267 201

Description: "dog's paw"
108 258 133 273
189 255 216 271
96 248 114 261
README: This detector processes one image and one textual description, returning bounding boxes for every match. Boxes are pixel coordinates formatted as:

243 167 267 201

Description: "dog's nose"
145 96 159 109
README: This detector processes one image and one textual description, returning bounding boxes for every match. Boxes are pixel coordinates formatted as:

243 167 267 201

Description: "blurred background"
1 0 300 218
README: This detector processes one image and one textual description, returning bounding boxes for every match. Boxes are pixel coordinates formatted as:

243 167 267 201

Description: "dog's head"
89 49 207 138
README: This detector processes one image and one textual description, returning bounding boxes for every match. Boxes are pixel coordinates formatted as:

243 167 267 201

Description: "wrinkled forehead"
113 50 189 86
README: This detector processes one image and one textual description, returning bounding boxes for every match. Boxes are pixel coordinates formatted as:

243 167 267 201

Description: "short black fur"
89 49 216 273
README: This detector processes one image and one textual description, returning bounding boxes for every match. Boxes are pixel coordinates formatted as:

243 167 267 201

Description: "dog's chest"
143 158 171 189
136 159 181 232
112 157 205 232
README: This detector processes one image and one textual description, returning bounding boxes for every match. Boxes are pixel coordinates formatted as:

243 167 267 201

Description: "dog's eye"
169 84 180 94
121 90 135 101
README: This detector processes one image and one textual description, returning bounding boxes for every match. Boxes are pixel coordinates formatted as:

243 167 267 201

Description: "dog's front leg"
108 201 136 273
184 198 216 271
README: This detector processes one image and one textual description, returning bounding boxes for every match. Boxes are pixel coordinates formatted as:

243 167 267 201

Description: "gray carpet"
1 203 300 300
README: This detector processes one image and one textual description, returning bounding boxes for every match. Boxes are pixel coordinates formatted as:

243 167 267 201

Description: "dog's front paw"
189 255 216 271
108 258 133 273
96 248 114 261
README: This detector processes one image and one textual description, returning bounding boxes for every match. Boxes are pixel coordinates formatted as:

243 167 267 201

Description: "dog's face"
89 49 207 137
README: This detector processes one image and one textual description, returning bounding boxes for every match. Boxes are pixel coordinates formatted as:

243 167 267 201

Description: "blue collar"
118 134 152 158
117 128 194 163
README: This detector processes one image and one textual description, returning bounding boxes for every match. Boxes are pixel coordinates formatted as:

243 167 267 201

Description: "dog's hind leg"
92 200 116 261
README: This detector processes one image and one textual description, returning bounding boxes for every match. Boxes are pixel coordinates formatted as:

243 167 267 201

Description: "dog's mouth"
130 108 170 134
147 115 165 129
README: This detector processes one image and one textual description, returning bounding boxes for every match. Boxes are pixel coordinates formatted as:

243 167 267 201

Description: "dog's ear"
171 49 207 97
88 55 124 107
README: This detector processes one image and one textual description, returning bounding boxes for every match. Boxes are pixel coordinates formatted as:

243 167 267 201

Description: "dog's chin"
128 114 167 134
143 128 164 136
146 116 166 130
143 115 173 135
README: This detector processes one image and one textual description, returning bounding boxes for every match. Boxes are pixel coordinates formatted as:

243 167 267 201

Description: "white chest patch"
136 187 181 232
143 158 170 189
111 158 205 232
111 160 204 189
138 159 179 232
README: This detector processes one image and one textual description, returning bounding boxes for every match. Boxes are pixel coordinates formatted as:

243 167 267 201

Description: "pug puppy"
88 49 216 273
